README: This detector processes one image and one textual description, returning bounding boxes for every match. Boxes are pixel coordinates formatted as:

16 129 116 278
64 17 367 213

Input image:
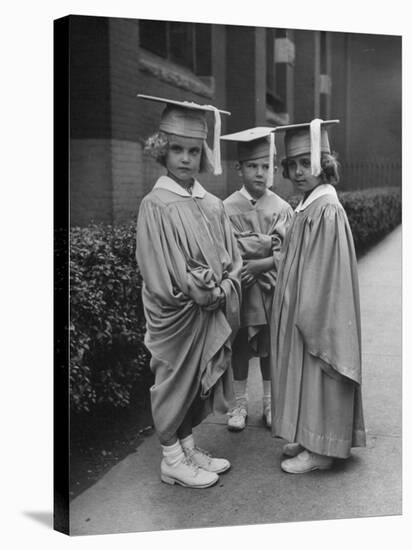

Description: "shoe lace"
228 406 247 418
186 446 212 463
181 455 200 474
194 446 211 458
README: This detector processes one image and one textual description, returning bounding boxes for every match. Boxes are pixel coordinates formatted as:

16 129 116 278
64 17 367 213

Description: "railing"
340 160 401 190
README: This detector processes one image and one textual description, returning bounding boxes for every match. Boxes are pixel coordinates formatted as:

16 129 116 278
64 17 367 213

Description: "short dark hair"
143 131 214 174
281 152 340 185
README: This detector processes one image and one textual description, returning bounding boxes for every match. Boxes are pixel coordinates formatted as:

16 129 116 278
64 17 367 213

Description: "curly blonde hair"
281 152 340 185
143 131 214 174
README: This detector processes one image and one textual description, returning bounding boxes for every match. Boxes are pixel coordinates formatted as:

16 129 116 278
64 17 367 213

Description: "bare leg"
260 355 271 381
260 356 272 428
177 409 193 441
159 434 179 446
228 329 250 431
158 410 192 446
232 329 250 380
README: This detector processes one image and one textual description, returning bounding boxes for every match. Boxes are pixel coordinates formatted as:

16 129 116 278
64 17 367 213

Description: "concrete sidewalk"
70 226 402 536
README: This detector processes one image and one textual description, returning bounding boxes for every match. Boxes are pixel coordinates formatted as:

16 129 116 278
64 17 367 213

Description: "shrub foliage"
69 224 151 413
338 187 401 254
68 186 401 413
287 186 401 255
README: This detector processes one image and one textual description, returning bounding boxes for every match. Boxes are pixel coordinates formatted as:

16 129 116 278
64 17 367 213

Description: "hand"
219 287 226 308
242 257 275 287
187 277 217 306
203 287 224 311
243 259 264 277
241 270 256 288
241 259 263 288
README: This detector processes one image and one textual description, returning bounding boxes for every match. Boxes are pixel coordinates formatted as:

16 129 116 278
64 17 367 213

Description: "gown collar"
154 175 207 198
295 183 337 212
239 186 270 203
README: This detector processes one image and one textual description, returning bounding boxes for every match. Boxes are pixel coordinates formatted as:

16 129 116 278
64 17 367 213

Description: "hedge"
68 186 401 413
287 186 401 255
339 187 401 254
69 224 151 413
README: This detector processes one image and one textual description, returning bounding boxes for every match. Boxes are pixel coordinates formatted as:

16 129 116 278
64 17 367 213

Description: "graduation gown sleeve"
259 207 293 291
270 207 293 275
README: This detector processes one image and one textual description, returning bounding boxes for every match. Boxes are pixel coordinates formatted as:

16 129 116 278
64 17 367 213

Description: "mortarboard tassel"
266 132 276 188
310 118 322 177
208 105 222 175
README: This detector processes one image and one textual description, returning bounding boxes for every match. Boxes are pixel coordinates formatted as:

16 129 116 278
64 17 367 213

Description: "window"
266 29 294 122
139 20 211 75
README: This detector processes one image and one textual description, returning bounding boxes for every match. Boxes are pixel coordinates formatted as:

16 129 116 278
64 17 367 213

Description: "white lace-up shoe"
283 442 304 457
263 401 272 428
185 446 231 474
281 450 333 474
160 456 219 488
227 405 248 431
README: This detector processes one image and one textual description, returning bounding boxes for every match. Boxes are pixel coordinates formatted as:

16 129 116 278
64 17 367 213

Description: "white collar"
239 186 269 203
154 175 207 198
295 183 337 212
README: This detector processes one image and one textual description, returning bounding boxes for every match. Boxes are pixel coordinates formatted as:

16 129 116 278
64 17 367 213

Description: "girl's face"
165 135 203 183
237 157 271 199
286 154 321 194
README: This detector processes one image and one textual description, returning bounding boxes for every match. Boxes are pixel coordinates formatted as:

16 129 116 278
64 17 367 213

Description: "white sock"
162 440 184 466
262 380 271 406
233 379 248 407
180 434 195 451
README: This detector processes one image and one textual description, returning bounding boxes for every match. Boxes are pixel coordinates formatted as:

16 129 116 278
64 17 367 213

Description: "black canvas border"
53 15 70 536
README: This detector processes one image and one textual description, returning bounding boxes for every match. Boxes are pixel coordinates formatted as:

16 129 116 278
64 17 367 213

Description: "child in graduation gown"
135 95 242 488
221 128 293 431
270 119 366 473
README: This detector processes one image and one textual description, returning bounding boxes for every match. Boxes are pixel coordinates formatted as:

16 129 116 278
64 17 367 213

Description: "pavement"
70 226 402 536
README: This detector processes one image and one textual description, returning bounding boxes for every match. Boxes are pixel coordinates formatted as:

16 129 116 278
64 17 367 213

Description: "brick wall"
108 17 233 223
70 139 113 226
66 17 401 226
68 15 233 225
111 139 143 224
69 16 113 225
68 17 288 225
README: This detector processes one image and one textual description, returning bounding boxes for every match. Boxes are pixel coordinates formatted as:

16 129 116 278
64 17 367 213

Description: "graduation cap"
137 94 231 175
275 119 339 176
220 127 277 188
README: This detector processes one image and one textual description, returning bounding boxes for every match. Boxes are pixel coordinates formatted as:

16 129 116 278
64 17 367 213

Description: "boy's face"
286 154 321 193
165 135 203 183
237 157 271 199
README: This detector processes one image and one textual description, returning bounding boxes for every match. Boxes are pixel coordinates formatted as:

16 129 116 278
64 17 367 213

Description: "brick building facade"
57 15 401 226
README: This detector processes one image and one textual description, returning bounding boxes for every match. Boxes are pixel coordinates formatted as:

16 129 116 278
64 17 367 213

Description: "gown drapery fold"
270 185 366 458
224 189 293 355
136 177 242 441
